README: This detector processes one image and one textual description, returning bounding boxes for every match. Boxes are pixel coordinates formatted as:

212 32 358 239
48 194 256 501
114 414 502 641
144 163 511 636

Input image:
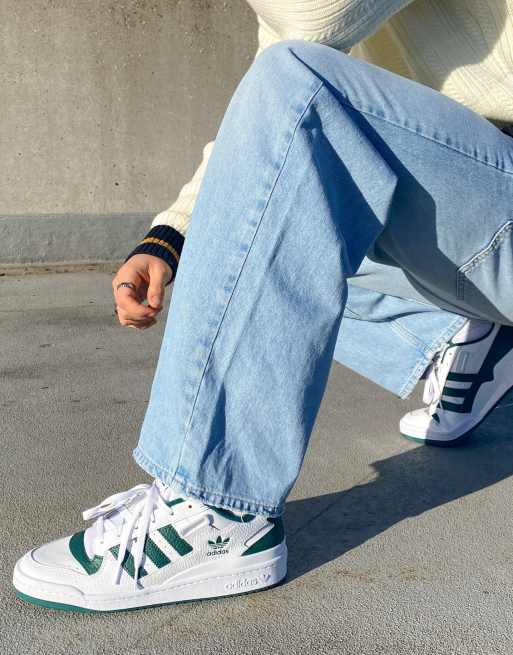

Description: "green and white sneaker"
400 322 513 446
13 479 287 612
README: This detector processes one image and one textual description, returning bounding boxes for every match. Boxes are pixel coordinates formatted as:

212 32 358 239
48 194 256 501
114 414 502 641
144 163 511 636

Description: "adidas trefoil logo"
207 535 230 556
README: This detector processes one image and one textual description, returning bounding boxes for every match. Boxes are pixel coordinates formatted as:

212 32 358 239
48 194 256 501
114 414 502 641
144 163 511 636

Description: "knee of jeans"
236 40 320 117
250 38 353 100
249 39 325 83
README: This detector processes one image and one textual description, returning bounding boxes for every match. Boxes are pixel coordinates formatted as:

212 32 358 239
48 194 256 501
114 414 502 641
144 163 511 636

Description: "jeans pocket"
456 220 513 321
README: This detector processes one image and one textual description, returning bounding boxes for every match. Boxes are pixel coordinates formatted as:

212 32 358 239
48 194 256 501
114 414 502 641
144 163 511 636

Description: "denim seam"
456 220 513 300
388 319 435 353
343 309 443 354
171 79 326 485
397 313 468 398
172 475 282 511
288 45 513 177
398 358 432 400
339 99 513 177
340 310 466 398
350 279 463 311
342 308 433 354
134 446 282 512
348 276 475 314
342 305 362 319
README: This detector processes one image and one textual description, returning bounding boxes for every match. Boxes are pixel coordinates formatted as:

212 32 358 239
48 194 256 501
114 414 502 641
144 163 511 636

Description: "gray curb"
0 213 153 267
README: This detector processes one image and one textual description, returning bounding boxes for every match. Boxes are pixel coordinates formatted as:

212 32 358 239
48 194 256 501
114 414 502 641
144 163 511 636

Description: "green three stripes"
439 326 511 414
110 523 193 579
70 500 194 579
440 371 477 413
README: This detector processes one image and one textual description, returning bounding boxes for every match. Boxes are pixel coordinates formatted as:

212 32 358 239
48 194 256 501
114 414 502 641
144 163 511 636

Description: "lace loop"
422 348 456 415
423 355 443 412
82 480 167 590
82 483 150 522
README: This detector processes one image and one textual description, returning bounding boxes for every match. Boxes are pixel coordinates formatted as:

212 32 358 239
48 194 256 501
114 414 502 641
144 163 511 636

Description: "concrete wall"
0 0 256 265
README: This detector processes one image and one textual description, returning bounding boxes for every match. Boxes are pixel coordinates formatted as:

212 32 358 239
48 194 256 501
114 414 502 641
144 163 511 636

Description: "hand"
112 254 173 330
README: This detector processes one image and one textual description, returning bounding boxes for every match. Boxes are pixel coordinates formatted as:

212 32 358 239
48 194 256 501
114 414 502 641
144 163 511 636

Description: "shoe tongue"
154 478 183 503
451 318 492 344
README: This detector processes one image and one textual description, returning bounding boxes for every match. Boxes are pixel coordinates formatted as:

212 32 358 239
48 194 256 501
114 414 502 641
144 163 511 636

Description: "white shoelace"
422 353 445 416
82 480 171 590
422 319 493 416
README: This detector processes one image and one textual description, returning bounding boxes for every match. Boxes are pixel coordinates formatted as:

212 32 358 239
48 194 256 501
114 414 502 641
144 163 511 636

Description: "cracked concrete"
2 271 513 654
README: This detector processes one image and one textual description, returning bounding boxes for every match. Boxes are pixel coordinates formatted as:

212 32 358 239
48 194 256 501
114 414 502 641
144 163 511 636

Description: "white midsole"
13 542 288 611
400 348 513 441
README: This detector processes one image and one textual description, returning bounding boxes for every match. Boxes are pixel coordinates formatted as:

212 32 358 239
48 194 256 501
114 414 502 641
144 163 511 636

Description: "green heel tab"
241 517 285 556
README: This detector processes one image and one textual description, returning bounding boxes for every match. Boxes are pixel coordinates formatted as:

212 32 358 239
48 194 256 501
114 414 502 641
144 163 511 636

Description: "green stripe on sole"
15 575 287 613
16 591 94 613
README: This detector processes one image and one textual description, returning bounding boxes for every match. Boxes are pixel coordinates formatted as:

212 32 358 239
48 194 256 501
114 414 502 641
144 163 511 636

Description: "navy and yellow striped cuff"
124 225 185 284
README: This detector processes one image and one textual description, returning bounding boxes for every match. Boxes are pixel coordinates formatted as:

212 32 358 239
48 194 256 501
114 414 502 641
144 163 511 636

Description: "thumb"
147 267 166 310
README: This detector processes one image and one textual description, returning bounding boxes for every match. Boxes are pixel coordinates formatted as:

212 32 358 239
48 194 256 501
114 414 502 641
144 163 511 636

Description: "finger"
115 289 159 320
126 323 154 331
112 267 144 293
118 315 157 330
112 269 158 319
115 307 156 326
129 321 156 331
147 265 168 310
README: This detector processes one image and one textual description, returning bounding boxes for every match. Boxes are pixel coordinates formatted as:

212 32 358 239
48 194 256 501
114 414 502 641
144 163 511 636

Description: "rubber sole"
400 430 473 447
15 575 287 614
13 541 287 613
400 382 513 447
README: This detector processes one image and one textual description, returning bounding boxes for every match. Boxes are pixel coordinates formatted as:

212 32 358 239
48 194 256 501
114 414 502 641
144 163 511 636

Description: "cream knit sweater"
150 0 513 241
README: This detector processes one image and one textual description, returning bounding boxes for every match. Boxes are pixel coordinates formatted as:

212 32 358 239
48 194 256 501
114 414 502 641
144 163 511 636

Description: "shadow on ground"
285 397 513 582
3 272 513 655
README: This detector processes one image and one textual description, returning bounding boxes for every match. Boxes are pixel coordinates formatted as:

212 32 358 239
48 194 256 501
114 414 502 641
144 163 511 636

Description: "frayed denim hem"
132 446 284 518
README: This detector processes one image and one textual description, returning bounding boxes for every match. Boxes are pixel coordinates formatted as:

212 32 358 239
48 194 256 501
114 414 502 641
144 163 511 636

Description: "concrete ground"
2 270 513 655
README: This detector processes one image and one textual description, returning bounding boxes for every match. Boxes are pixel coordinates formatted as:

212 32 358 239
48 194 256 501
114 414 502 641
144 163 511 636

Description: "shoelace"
82 480 170 590
422 353 445 416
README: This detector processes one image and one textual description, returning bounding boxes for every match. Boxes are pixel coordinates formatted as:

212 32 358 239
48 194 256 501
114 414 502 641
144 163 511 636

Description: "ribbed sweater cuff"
124 225 185 284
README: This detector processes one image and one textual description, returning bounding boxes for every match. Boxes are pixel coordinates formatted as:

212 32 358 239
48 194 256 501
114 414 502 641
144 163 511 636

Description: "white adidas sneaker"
400 323 513 446
13 479 287 612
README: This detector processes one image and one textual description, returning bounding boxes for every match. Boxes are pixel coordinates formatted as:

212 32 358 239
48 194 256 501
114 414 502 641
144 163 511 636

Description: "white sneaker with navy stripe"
400 322 513 445
13 479 287 612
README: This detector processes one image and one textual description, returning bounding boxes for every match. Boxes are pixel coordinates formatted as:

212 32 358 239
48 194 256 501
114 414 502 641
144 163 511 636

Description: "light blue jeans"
134 40 513 517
